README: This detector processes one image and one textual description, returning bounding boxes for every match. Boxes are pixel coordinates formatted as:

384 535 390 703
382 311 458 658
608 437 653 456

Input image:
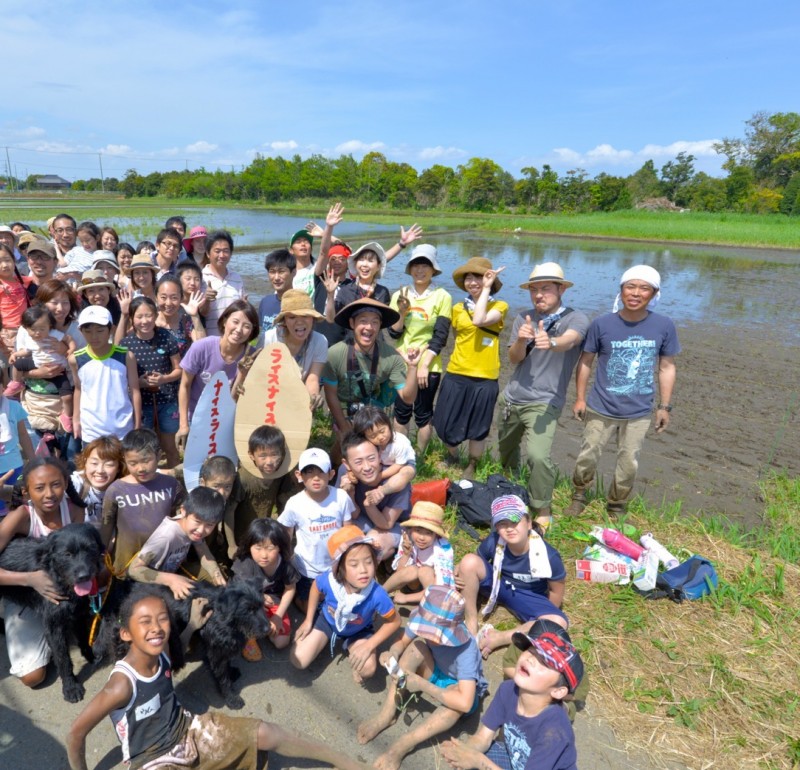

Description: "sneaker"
59 413 74 433
563 493 587 517
242 637 262 662
3 381 23 398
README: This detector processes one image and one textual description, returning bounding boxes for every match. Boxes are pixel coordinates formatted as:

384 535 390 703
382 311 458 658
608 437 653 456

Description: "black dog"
0 523 104 702
94 578 269 709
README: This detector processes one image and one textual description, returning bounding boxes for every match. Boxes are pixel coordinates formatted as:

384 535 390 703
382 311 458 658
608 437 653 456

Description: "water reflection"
236 229 797 335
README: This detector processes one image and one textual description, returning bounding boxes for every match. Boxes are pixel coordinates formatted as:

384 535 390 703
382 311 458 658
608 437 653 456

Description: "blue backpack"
642 555 718 602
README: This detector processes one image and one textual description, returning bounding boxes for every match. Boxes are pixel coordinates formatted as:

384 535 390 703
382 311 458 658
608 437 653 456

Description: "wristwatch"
549 338 558 349
656 403 673 412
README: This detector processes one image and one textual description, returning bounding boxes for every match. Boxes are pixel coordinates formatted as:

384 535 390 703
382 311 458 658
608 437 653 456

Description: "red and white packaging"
575 559 631 585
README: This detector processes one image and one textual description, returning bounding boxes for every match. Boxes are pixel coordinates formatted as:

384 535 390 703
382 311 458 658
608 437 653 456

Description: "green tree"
687 173 727 212
627 160 661 203
456 157 506 210
559 169 591 212
725 165 755 210
715 111 800 186
416 164 456 209
535 165 560 212
590 173 632 211
660 152 695 206
779 174 800 216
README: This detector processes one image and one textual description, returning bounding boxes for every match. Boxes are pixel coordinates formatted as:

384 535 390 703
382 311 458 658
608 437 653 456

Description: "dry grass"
438 468 800 770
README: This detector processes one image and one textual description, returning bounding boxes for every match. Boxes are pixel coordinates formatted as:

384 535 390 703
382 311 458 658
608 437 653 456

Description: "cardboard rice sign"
235 342 312 479
183 371 238 491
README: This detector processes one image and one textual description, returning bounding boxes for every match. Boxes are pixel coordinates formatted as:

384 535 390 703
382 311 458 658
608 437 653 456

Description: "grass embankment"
4 193 800 250
438 458 800 769
312 403 799 769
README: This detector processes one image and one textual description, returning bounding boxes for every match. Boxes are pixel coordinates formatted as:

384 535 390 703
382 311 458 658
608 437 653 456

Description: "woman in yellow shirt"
432 257 508 478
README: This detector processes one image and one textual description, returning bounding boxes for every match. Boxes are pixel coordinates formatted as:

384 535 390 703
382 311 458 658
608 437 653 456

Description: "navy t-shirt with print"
584 311 680 420
477 531 566 596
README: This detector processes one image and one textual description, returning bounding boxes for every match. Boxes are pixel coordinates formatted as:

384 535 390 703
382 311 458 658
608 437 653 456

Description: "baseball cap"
491 494 528 527
298 447 331 474
289 229 313 247
512 630 584 693
78 305 113 327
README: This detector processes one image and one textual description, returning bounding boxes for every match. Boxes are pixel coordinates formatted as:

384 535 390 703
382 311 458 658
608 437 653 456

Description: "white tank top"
27 498 72 538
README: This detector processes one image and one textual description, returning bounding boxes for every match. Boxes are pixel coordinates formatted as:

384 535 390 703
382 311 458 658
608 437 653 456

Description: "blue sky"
2 0 798 182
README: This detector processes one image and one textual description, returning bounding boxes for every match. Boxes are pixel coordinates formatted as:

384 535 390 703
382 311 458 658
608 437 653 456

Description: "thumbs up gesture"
533 319 552 350
518 314 536 340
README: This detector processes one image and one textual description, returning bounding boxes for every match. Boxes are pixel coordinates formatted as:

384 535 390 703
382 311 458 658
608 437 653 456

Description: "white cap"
77 305 113 327
298 447 332 473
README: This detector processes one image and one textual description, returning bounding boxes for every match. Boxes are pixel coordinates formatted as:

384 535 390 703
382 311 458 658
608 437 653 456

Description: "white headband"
613 265 661 312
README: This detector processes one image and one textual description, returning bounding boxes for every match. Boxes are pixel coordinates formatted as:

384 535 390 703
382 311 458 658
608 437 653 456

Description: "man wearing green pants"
497 263 589 527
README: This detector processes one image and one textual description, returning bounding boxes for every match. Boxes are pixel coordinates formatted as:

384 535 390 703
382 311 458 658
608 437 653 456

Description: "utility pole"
5 147 15 191
98 153 105 193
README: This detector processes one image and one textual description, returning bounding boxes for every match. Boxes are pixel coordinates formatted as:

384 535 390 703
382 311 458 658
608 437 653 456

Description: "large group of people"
0 207 679 770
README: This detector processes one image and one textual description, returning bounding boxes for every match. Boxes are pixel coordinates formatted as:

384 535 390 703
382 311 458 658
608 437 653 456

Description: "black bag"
447 473 530 538
639 555 718 603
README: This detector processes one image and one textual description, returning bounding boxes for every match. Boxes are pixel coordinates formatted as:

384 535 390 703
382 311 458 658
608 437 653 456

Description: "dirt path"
487 318 798 526
0 624 688 770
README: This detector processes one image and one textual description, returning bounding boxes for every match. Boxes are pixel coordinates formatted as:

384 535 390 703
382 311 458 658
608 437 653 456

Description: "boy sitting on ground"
358 585 487 770
441 628 583 770
127 486 227 599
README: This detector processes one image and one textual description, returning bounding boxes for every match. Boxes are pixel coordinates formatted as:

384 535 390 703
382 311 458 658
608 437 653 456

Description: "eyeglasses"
54 227 76 234
28 252 55 261
161 242 181 251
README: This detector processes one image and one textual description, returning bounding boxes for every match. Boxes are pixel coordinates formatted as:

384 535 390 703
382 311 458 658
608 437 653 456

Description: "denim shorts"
141 399 180 434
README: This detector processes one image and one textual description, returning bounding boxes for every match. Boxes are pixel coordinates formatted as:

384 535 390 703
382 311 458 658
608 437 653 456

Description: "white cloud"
185 141 219 154
102 144 132 155
638 140 719 158
418 145 467 161
516 138 722 174
269 140 298 152
335 140 385 155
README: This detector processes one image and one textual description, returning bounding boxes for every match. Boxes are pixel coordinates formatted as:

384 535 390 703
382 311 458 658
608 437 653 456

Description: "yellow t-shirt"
390 287 453 374
446 300 509 380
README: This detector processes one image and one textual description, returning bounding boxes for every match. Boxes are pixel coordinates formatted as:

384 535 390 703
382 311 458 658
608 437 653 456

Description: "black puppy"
0 523 104 702
94 578 269 709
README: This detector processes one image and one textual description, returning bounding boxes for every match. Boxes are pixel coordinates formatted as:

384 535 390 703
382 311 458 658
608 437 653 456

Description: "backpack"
640 555 718 602
447 473 530 538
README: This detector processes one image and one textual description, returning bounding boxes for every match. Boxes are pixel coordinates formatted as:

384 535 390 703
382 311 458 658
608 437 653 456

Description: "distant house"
35 175 72 190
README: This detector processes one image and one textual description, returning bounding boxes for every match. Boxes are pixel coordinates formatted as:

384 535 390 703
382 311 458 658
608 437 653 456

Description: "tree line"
11 111 800 216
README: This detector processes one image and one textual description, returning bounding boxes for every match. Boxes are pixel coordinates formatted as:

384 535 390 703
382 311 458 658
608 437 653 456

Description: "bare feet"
357 712 395 745
373 748 404 770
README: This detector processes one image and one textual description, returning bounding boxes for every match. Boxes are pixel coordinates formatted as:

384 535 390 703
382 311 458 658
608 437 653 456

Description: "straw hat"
124 254 159 275
519 262 573 289
452 257 503 293
76 270 114 293
327 525 378 573
334 297 399 329
407 586 471 647
400 501 447 538
274 289 324 324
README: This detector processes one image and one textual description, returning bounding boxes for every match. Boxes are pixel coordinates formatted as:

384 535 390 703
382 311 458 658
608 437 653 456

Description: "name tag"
135 693 161 721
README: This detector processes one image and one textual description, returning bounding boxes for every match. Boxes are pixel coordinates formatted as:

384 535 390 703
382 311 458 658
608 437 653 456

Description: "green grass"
4 193 800 249
404 433 800 768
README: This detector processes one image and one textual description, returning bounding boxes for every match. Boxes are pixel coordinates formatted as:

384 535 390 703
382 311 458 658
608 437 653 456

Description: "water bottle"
590 526 645 560
640 533 679 569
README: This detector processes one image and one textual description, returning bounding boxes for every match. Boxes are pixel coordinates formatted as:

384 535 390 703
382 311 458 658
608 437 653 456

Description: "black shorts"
394 372 441 427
